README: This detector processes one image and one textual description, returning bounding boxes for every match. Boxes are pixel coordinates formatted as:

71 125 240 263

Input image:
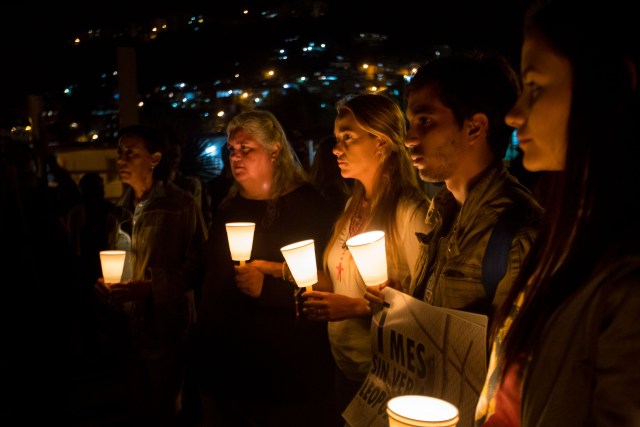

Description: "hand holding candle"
99 250 126 284
225 222 256 265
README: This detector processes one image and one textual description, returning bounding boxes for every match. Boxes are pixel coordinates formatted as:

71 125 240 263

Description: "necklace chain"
342 197 370 249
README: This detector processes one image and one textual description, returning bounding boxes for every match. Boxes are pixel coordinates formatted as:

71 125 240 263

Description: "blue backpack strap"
482 207 524 303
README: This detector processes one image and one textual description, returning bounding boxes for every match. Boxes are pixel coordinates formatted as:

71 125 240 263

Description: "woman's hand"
301 290 371 321
234 263 265 297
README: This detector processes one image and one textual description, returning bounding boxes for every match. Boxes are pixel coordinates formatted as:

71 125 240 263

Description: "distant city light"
7 9 456 159
505 130 520 161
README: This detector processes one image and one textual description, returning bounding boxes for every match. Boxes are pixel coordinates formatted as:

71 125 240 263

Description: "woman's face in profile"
333 110 381 183
505 31 572 172
227 129 276 194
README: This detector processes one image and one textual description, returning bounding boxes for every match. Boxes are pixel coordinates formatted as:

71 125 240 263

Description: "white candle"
225 222 256 265
281 239 317 289
386 395 459 427
99 250 126 284
346 230 388 286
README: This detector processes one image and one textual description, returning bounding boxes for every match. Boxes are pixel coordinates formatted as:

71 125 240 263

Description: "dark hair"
118 124 170 182
404 50 521 159
499 0 640 370
79 172 105 200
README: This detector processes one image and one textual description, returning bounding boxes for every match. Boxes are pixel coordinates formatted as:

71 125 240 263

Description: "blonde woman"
302 94 429 424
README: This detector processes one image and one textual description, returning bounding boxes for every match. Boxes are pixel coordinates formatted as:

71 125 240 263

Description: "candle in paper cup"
99 250 126 284
346 230 387 286
225 222 256 264
386 395 459 427
281 239 317 288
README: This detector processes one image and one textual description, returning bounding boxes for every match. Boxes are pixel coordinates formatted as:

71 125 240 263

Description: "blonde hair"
323 94 426 274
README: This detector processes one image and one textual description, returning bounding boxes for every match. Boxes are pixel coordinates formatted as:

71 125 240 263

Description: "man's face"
117 135 157 188
404 86 467 183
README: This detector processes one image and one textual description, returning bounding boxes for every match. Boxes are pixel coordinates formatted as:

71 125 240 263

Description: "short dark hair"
118 124 170 181
404 51 520 159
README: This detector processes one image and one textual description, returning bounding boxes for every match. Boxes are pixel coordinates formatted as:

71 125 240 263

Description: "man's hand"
94 278 152 305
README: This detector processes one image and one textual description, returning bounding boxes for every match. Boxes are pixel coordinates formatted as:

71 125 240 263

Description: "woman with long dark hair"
475 0 640 425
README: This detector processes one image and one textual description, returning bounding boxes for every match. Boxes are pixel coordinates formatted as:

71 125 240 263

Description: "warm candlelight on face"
346 230 388 287
281 239 317 289
225 222 256 265
386 395 459 427
99 250 126 284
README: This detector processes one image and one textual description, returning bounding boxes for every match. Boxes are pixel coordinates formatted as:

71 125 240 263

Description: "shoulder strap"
482 207 525 303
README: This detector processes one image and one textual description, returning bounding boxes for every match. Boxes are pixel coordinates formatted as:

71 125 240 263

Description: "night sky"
1 1 528 117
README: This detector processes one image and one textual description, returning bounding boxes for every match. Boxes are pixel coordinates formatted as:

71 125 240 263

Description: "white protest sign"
343 287 487 427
